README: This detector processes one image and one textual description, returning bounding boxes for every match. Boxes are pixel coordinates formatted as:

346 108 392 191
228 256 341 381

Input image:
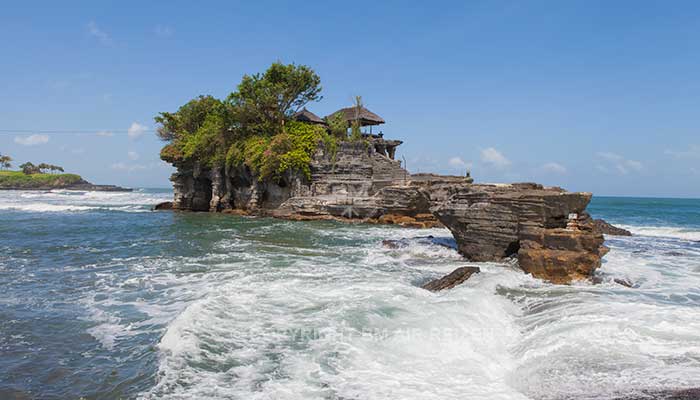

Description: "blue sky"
1 1 700 197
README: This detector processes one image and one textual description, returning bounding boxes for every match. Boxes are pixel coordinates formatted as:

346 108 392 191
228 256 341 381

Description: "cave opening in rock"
192 176 212 211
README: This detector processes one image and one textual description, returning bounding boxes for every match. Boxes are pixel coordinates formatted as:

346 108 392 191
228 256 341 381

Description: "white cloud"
96 130 113 137
14 134 49 146
448 156 470 168
539 162 567 174
87 21 111 45
596 152 643 175
154 25 174 38
480 147 511 168
127 122 148 139
128 151 139 160
111 162 147 172
111 161 171 173
665 144 700 159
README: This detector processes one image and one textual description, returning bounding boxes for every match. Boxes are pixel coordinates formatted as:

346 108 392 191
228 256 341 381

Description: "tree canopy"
228 62 322 135
155 62 331 180
17 162 64 175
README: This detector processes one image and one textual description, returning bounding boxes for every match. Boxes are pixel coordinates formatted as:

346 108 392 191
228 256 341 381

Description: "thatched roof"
328 106 385 126
292 108 325 125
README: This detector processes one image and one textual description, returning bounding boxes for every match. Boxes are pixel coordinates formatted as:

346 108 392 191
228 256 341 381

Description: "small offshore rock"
593 219 632 236
614 278 635 288
381 239 404 249
421 266 480 292
153 201 173 211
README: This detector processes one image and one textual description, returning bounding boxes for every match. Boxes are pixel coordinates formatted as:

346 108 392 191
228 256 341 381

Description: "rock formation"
592 219 632 236
432 184 607 284
170 139 472 226
153 201 173 211
421 267 480 291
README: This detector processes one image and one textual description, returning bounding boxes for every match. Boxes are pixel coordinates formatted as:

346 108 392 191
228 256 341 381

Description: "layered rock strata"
432 184 607 283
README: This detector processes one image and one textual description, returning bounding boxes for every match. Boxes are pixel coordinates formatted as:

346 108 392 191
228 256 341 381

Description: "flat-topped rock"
432 183 606 283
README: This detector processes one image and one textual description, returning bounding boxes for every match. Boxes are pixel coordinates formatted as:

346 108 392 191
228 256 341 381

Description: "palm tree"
0 154 12 170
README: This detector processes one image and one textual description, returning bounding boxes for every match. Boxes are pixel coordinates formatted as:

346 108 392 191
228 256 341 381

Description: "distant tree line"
18 162 65 175
0 153 12 170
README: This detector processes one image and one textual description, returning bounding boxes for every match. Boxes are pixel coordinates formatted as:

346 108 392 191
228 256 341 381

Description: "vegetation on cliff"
156 63 340 181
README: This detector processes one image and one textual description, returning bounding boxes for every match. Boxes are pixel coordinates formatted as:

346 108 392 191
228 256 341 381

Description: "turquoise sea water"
1 190 700 399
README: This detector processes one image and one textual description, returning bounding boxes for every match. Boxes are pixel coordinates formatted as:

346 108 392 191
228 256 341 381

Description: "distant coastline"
0 171 131 192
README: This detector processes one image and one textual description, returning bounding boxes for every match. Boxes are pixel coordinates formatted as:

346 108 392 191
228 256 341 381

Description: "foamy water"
1 191 699 399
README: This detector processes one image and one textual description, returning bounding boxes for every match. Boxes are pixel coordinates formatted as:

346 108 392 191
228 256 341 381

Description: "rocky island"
0 161 131 191
155 62 612 284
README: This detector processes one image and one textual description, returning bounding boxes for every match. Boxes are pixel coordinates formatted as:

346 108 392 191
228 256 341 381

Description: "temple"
293 105 403 160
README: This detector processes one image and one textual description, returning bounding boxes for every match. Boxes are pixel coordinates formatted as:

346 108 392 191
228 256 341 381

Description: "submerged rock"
592 219 632 236
421 266 480 291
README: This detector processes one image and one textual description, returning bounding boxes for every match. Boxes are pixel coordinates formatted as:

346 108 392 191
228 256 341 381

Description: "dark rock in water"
382 235 456 250
154 201 173 211
382 239 404 249
612 388 700 400
421 266 480 292
614 278 634 288
592 219 632 236
665 251 686 257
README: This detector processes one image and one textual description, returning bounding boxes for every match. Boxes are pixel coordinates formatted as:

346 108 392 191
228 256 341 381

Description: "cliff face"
167 141 605 284
171 141 451 220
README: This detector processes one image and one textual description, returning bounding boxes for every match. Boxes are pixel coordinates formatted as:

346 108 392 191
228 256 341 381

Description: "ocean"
1 190 699 400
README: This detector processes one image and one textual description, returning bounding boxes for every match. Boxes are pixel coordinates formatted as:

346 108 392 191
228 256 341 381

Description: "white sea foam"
13 189 693 399
134 221 700 400
0 189 171 213
619 224 700 241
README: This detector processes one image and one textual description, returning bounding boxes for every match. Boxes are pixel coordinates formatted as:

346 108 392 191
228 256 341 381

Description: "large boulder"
432 184 606 284
517 226 608 284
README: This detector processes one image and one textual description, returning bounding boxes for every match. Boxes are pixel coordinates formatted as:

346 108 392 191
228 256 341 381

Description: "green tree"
155 95 225 142
155 96 236 166
0 154 12 170
155 63 323 168
325 112 347 138
227 62 322 136
19 162 40 175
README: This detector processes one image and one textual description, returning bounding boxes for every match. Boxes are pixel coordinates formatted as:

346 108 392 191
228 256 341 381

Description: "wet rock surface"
421 267 480 292
593 218 632 236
